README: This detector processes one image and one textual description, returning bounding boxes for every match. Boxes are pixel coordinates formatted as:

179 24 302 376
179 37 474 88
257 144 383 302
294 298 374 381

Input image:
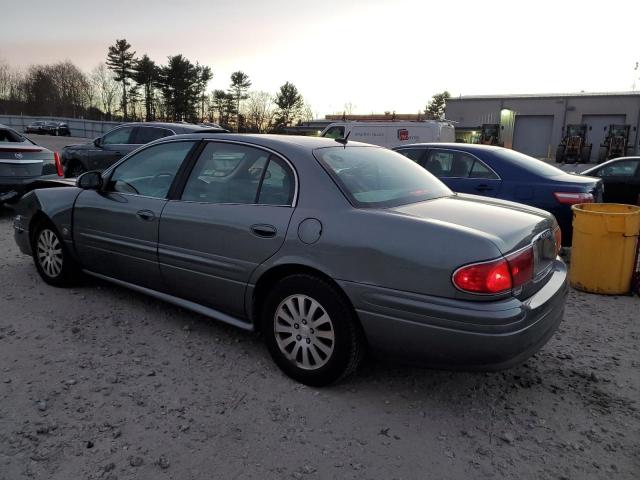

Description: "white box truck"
319 121 455 148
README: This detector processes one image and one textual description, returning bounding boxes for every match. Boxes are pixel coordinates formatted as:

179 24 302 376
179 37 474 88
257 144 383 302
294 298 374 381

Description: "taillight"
506 247 534 288
54 151 63 177
453 246 534 294
453 258 511 294
553 192 593 205
554 227 562 255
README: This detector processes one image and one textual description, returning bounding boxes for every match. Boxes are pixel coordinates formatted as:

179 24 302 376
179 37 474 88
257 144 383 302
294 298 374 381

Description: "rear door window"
134 127 174 144
103 127 135 145
181 142 273 204
396 148 426 163
469 159 499 179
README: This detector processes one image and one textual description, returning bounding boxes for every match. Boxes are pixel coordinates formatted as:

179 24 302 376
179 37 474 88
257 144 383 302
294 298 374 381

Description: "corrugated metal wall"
0 115 121 138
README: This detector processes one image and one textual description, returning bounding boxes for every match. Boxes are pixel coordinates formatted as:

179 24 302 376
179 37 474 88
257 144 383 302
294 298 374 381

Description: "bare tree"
91 64 119 119
244 90 275 133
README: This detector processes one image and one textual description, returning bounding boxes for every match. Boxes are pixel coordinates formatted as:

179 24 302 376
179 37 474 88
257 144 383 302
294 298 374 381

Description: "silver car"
0 124 63 204
13 134 567 386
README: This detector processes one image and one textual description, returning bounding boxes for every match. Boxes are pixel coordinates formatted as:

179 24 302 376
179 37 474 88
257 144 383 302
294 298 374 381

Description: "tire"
31 221 82 287
580 145 592 164
261 274 365 386
66 161 86 178
555 145 565 163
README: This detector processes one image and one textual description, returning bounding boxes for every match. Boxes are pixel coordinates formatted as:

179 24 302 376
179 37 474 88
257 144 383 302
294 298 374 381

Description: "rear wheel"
580 145 592 164
262 274 364 386
555 145 565 163
32 221 81 287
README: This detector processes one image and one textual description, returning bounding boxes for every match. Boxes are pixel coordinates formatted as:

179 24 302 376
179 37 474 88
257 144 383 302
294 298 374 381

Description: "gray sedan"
13 134 568 385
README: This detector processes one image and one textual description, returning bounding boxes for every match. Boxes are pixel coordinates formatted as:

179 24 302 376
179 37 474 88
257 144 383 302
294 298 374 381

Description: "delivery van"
320 121 455 148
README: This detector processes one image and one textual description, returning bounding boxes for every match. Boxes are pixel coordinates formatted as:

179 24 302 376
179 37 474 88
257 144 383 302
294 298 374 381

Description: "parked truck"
320 121 455 148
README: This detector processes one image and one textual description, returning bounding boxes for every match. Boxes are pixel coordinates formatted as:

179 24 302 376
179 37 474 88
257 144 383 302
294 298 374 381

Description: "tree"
244 90 275 133
106 39 136 120
91 63 119 119
158 54 202 122
211 89 236 128
195 63 213 121
228 71 251 131
274 81 304 128
425 90 450 119
133 54 159 121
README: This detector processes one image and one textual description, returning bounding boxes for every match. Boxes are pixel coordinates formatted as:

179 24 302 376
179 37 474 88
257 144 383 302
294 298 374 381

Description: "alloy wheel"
274 294 335 370
36 229 63 278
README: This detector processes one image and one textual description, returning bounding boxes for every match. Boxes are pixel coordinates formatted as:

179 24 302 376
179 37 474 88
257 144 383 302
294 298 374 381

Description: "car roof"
150 133 381 151
581 156 640 174
117 121 227 133
393 142 505 152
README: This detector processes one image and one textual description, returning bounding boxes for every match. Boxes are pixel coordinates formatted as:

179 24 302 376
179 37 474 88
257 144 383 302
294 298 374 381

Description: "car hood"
389 193 555 254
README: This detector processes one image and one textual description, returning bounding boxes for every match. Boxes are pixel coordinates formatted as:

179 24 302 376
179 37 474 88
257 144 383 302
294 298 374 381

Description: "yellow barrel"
569 203 640 294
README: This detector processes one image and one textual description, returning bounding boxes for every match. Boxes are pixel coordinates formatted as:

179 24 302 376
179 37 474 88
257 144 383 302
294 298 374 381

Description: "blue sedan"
393 143 603 245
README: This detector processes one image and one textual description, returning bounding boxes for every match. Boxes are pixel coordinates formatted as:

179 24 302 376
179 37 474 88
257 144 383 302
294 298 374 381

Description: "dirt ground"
1 140 639 479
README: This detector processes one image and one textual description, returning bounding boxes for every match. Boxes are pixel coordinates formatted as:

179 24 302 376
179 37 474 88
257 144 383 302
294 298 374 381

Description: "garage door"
513 115 554 158
582 114 626 161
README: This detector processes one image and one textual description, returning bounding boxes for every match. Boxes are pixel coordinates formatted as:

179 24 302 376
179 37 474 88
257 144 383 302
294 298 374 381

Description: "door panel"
89 126 137 171
73 190 167 290
159 203 293 317
158 141 296 317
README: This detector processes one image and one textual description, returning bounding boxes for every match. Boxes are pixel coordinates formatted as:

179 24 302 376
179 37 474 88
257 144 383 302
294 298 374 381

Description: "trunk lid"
390 194 559 298
0 144 55 177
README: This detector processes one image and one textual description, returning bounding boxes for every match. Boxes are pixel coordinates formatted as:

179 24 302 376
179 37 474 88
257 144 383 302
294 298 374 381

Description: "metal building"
445 92 640 160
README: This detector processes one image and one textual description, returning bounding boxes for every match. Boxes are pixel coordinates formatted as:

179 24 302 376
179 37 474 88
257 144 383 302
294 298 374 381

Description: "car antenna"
334 130 351 148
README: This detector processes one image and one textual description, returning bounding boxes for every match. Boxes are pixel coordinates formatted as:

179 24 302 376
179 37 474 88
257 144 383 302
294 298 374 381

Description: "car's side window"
397 149 425 163
423 150 474 178
134 127 173 144
106 141 195 198
598 160 640 177
469 159 499 179
102 127 135 145
181 142 272 204
257 156 295 205
323 126 345 139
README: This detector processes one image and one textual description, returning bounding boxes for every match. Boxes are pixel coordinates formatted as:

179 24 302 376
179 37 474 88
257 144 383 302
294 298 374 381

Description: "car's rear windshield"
0 128 27 143
492 148 564 177
314 146 452 208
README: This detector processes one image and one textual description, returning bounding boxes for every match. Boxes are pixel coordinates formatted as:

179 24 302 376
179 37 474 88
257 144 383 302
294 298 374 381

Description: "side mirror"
76 171 103 190
94 137 103 148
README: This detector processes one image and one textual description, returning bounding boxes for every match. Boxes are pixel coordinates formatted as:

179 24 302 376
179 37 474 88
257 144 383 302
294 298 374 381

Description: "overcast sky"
2 0 639 116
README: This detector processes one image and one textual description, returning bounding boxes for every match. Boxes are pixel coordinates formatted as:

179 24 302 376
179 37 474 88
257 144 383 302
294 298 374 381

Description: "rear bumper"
0 175 62 202
340 259 568 369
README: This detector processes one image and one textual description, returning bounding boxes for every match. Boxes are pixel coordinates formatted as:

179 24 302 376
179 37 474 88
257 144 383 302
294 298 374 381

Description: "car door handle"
475 184 493 192
250 224 277 238
136 210 156 221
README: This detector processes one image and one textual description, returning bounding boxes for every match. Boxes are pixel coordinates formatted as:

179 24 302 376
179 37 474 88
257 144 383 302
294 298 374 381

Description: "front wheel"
32 222 81 287
262 275 365 386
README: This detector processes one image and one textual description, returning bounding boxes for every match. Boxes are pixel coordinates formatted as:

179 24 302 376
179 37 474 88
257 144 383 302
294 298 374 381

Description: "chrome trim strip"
0 160 44 164
83 270 254 331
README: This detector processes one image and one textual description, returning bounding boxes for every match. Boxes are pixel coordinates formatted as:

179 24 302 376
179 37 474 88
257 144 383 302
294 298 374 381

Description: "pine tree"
106 39 136 120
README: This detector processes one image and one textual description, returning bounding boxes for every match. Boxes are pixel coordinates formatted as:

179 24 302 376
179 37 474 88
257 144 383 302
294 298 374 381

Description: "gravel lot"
1 138 638 479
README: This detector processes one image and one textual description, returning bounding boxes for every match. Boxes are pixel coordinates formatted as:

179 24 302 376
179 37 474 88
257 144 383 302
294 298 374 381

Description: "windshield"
314 146 452 208
491 148 565 177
